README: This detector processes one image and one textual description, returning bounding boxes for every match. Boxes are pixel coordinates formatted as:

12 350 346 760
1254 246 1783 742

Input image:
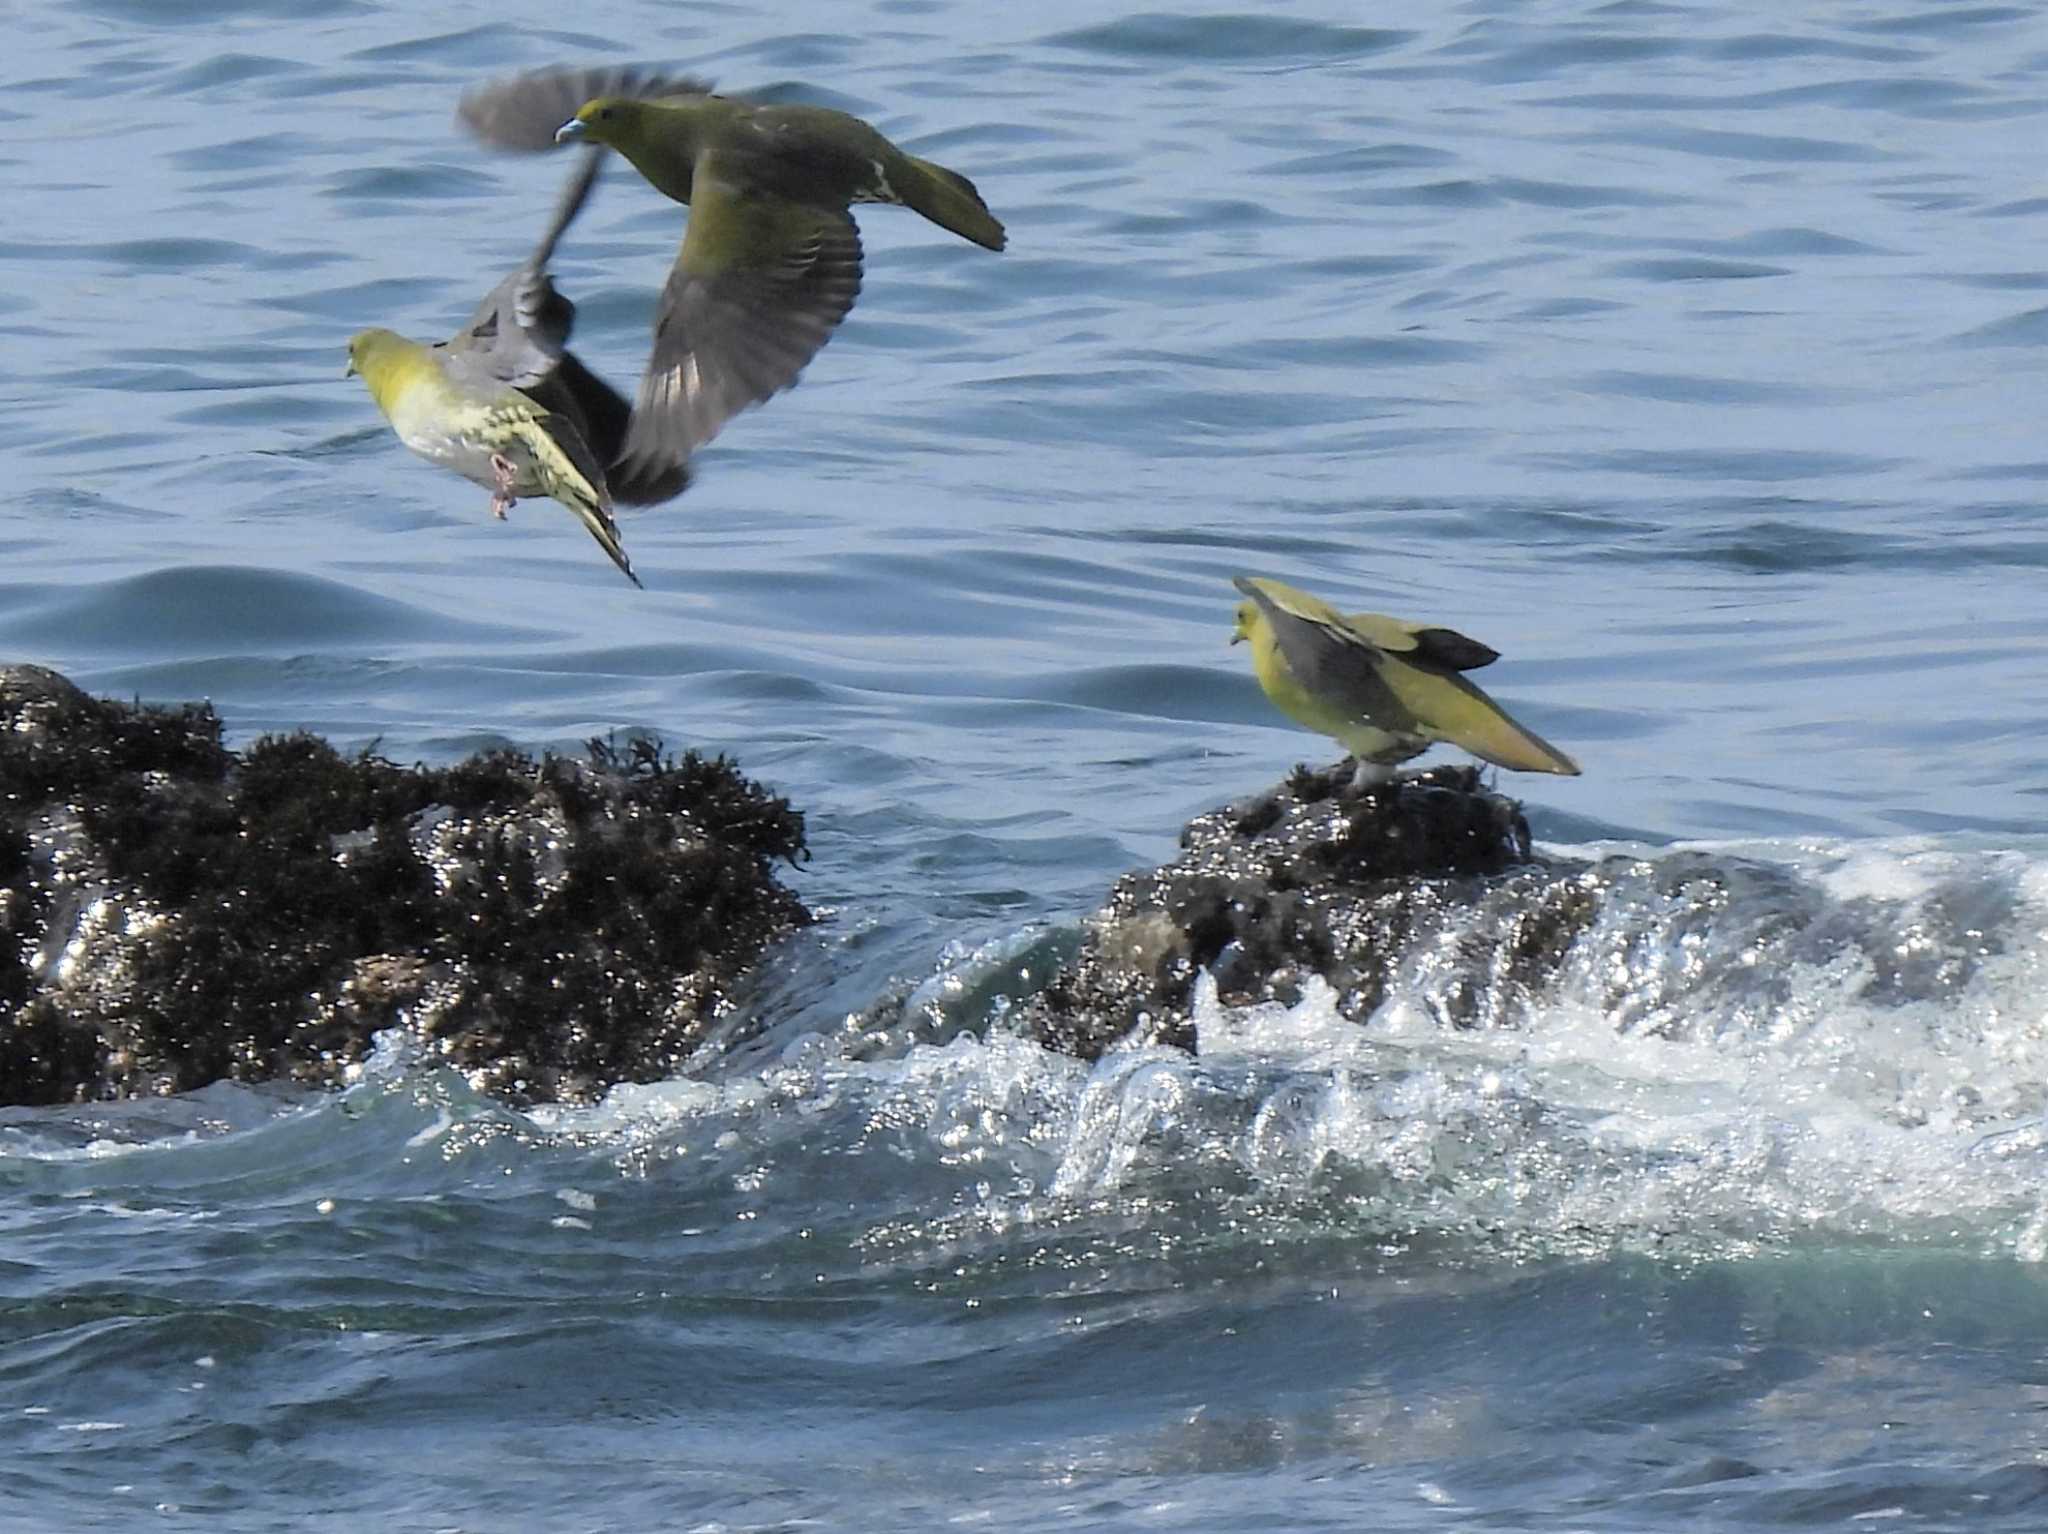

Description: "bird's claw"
489 454 519 519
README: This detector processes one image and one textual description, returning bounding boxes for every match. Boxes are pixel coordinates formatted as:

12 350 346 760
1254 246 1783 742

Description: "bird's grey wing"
436 148 688 508
442 146 605 391
614 187 862 481
457 65 716 151
1246 584 1407 726
440 272 574 393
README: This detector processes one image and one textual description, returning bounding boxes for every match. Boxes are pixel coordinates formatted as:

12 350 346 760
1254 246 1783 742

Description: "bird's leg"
1348 757 1395 794
488 454 520 519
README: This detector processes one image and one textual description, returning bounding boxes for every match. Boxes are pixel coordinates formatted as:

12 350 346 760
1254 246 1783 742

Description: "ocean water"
5 0 2048 1527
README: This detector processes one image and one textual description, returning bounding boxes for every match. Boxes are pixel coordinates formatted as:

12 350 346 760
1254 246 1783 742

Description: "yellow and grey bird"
1231 575 1581 787
347 146 672 587
457 64 1007 478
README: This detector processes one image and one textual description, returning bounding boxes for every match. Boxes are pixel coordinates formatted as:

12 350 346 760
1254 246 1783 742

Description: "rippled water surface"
5 1 2048 1529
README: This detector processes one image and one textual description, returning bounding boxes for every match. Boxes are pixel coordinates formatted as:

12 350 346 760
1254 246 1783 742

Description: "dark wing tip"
609 454 693 508
1231 574 1260 598
1409 626 1501 672
457 65 716 152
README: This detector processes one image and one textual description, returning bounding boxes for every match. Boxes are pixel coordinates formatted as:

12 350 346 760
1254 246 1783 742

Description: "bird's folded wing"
1244 586 1403 724
518 356 622 460
616 166 863 477
514 353 689 507
502 398 611 506
458 65 715 151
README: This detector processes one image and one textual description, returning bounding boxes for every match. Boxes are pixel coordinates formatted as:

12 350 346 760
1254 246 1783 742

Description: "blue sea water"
4 0 2048 1527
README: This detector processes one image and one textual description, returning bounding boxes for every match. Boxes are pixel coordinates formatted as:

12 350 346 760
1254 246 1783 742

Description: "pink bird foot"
489 454 519 519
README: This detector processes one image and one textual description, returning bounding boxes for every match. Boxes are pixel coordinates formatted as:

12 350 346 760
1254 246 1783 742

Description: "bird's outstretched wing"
442 145 604 392
440 148 691 507
616 162 863 477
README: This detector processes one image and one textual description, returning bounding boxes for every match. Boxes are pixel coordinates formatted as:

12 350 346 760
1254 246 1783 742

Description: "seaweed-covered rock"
1021 761 1599 1058
0 664 810 1105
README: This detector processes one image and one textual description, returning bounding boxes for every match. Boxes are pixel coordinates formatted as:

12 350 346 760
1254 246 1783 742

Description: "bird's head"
344 328 408 387
1230 600 1258 645
557 97 632 146
1230 575 1273 645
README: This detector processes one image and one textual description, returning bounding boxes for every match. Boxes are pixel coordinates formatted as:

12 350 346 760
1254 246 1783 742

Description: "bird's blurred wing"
458 65 715 151
442 147 605 391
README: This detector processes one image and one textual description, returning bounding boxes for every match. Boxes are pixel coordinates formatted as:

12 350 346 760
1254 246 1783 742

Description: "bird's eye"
598 106 614 121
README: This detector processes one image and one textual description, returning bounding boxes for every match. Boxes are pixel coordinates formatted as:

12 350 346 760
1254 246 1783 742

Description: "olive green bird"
346 147 659 587
1231 576 1581 788
457 64 1007 479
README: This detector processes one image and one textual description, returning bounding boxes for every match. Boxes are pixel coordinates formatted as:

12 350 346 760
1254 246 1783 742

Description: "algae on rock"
0 665 810 1106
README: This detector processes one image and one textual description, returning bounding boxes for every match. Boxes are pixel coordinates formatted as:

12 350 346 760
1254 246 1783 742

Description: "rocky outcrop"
0 664 810 1106
2 665 1626 1105
1019 761 1598 1058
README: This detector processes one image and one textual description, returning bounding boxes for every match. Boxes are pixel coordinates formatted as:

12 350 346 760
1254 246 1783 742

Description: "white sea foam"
545 837 2048 1263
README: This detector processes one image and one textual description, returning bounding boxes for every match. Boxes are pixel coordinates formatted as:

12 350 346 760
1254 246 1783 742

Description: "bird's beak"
343 359 357 378
554 118 587 144
1229 633 1244 645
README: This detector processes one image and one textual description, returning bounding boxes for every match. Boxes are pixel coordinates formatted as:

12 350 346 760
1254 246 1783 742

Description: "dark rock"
0 664 810 1106
1020 761 1599 1058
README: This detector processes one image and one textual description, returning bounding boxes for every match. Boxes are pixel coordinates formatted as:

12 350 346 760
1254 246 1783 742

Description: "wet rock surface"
0 664 810 1106
1019 761 1600 1058
4 670 1979 1105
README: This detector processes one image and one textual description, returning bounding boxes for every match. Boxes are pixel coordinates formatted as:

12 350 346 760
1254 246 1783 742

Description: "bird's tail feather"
1433 678 1579 775
903 156 1007 251
529 429 642 588
563 495 642 589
